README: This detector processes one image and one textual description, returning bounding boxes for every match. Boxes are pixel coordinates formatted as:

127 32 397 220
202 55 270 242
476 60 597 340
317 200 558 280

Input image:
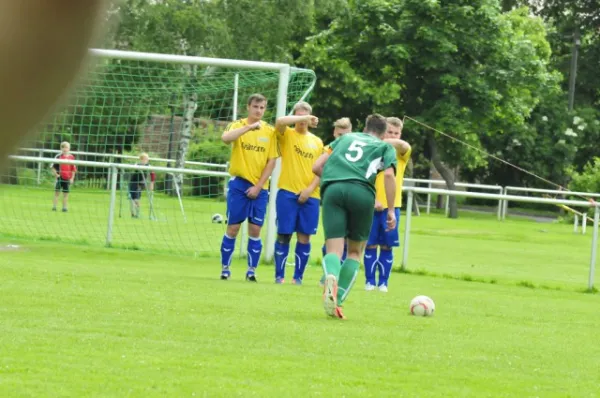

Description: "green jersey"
321 132 397 195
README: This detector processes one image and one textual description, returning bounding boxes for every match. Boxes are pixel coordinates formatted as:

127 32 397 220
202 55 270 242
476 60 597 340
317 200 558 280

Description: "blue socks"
293 242 311 281
221 235 263 278
364 247 378 286
220 234 236 276
274 241 290 280
247 237 262 275
377 249 394 286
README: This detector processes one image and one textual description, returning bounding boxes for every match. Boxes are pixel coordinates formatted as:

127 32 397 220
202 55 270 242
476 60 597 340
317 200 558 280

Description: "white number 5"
345 140 366 162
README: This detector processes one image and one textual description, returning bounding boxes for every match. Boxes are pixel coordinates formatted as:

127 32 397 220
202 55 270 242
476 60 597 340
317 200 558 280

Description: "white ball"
211 213 224 224
410 295 435 316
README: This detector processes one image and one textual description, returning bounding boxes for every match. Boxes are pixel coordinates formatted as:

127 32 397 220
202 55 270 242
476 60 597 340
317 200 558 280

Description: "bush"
187 139 230 198
569 157 600 194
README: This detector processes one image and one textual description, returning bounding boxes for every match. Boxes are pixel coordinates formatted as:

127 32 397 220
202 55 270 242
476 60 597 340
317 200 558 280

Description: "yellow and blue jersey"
226 118 279 188
277 126 324 199
375 147 412 208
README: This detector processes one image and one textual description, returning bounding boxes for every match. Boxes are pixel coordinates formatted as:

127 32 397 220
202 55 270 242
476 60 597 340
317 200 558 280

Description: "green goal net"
2 49 316 256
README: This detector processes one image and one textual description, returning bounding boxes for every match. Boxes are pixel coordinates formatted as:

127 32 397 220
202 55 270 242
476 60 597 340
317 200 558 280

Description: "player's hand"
69 179 74 184
307 115 319 128
298 188 311 204
246 185 261 199
374 200 384 212
386 209 396 232
247 121 261 131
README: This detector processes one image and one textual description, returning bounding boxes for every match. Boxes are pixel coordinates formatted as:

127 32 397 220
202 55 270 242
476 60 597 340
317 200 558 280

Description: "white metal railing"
502 186 600 221
404 178 504 219
17 147 228 186
401 186 600 291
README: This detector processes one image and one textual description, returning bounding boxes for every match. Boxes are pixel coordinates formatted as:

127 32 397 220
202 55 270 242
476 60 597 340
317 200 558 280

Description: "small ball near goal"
410 295 435 317
211 213 225 224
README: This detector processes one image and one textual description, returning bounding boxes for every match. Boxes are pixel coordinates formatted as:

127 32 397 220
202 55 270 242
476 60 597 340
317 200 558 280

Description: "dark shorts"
321 181 375 242
55 178 70 193
226 177 269 227
128 184 143 200
276 189 320 235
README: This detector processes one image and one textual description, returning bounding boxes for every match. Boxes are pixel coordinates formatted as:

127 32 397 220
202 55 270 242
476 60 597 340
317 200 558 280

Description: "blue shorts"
367 208 401 247
226 177 269 226
276 189 320 235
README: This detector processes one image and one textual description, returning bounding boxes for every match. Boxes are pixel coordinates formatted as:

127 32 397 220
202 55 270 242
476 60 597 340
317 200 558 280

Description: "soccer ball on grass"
211 213 226 224
410 295 435 316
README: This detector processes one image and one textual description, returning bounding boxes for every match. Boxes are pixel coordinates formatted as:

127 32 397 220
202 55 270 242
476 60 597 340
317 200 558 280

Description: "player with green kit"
312 114 398 320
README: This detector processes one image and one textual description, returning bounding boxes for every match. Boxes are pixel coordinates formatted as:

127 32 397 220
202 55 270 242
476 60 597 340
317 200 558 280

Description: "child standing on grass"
128 153 155 218
51 141 77 212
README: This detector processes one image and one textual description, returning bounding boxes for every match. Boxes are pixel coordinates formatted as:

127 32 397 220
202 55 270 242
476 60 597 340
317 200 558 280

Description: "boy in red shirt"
51 142 77 212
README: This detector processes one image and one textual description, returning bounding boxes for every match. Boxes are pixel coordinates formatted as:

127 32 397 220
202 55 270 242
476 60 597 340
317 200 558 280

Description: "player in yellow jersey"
364 117 411 292
219 94 279 282
273 101 323 284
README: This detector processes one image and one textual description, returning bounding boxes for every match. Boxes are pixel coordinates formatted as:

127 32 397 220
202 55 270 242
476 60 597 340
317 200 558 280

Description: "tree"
301 1 557 217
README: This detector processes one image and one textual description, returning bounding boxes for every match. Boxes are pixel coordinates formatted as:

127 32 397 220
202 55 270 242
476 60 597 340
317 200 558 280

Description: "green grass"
0 184 229 255
1 184 598 291
1 239 599 397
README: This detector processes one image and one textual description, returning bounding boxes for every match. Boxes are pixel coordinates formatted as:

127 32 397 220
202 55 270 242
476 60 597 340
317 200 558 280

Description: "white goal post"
89 49 292 262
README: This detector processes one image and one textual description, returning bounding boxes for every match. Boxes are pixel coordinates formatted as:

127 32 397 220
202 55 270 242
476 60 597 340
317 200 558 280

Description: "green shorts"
321 181 375 242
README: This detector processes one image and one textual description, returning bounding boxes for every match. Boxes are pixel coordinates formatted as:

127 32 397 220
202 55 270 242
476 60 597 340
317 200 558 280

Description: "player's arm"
384 138 411 156
70 164 77 183
383 168 396 212
51 162 59 178
149 171 156 191
312 152 330 177
383 167 397 231
275 115 318 134
299 175 320 203
255 158 277 190
306 176 320 194
221 122 261 144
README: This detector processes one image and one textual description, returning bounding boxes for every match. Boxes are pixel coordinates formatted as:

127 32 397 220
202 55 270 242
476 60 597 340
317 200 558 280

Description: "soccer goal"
2 49 316 257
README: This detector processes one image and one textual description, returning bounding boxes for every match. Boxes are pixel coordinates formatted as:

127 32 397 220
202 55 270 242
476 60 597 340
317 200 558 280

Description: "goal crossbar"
90 49 290 71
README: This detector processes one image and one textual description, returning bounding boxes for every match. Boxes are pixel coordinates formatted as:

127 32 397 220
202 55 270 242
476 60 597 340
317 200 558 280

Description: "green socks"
322 253 341 278
337 258 360 305
323 255 360 306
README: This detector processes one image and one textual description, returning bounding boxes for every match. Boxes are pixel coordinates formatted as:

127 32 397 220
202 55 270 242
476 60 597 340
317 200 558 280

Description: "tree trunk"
174 92 197 193
428 137 458 218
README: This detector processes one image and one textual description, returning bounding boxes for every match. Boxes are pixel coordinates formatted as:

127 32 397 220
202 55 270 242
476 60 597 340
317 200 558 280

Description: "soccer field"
1 215 600 396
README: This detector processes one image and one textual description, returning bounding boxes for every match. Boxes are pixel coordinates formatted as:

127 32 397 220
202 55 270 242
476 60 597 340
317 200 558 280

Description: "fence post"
497 188 503 220
106 165 118 247
582 212 587 234
587 205 599 291
426 182 432 215
574 214 579 233
502 187 509 220
36 149 43 185
401 190 414 270
106 155 114 190
445 193 449 216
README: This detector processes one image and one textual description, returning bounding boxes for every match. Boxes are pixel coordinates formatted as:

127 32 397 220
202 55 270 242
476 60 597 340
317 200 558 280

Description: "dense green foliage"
99 1 600 207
